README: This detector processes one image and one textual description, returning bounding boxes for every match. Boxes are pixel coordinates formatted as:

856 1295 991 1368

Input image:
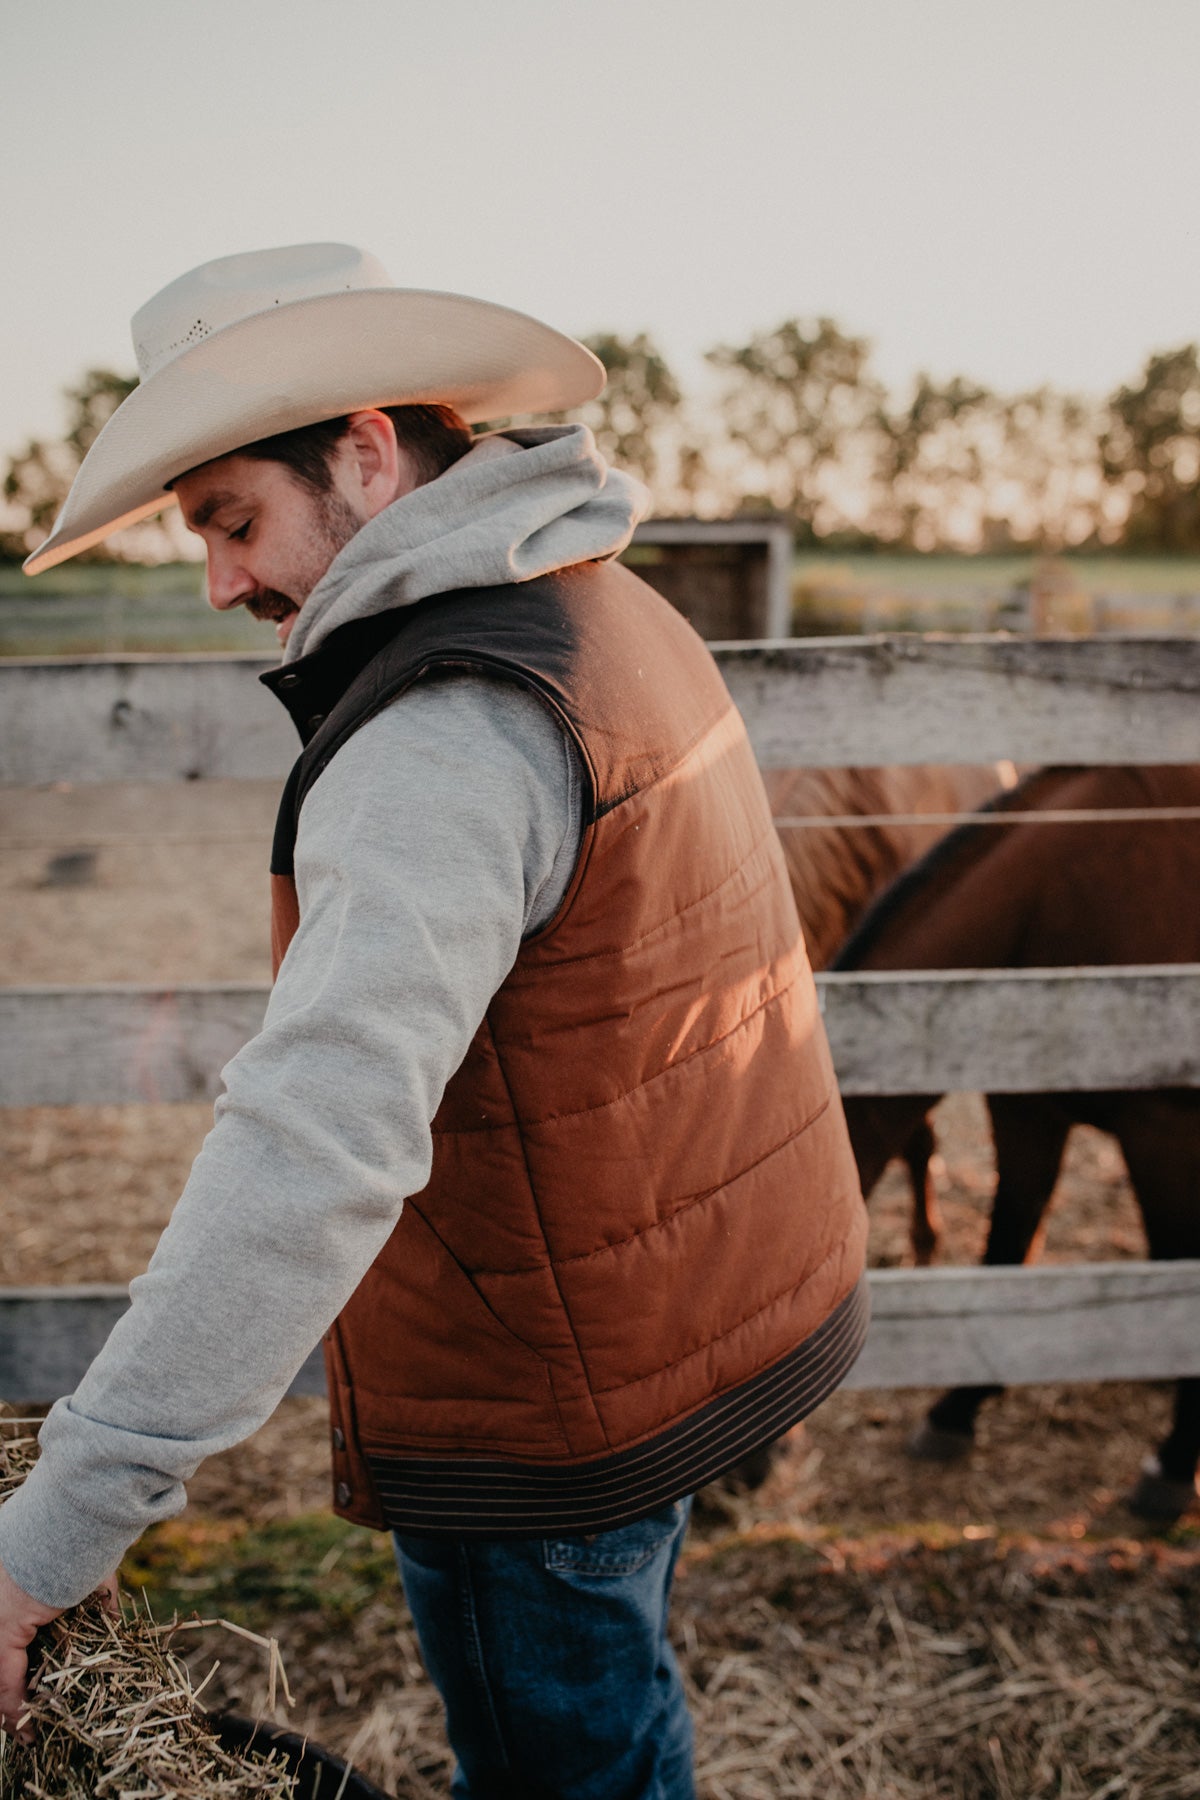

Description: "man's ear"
342 410 420 516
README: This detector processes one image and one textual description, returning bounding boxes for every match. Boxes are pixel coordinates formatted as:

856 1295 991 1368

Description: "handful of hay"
0 1415 299 1798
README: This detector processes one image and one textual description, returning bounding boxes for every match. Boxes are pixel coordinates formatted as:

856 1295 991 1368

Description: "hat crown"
130 242 393 380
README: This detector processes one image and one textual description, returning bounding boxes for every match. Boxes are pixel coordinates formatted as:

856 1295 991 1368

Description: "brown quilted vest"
264 561 868 1534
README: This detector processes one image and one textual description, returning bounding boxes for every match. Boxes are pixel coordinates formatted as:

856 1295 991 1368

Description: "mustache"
244 589 299 624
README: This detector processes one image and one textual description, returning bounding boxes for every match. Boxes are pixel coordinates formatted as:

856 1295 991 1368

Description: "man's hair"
236 403 473 492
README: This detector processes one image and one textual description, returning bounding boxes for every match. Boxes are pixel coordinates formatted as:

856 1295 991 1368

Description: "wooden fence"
2 633 1199 1399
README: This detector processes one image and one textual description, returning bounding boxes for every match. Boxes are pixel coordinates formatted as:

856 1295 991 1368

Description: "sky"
3 0 1200 464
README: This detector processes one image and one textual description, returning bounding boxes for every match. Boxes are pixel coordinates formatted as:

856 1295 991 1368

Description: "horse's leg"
1113 1099 1200 1522
1132 1379 1200 1521
908 1094 1072 1462
842 1093 940 1197
903 1115 943 1266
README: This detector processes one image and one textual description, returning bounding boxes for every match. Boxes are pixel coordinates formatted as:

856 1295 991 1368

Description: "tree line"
5 326 1200 561
577 326 1200 553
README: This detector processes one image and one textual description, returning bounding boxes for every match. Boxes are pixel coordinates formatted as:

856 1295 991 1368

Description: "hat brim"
24 287 605 574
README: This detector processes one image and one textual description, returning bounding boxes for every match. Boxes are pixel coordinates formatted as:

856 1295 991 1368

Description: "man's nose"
205 546 253 613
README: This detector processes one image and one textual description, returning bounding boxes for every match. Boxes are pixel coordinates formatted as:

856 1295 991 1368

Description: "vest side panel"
324 1321 386 1530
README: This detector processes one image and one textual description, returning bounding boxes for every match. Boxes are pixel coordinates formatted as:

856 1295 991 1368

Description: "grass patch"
120 1511 398 1628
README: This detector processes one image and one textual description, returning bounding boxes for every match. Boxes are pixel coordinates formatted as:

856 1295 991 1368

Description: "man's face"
174 453 366 648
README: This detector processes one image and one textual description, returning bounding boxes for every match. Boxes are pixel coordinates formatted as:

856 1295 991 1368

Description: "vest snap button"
335 1481 352 1507
306 713 326 732
331 1427 346 1452
277 671 301 690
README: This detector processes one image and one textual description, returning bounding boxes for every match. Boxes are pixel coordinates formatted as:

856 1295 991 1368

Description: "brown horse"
766 764 1012 1261
831 763 1200 1521
764 764 1013 970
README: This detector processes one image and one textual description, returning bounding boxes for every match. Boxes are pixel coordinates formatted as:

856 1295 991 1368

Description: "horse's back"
832 762 1200 971
765 763 1011 968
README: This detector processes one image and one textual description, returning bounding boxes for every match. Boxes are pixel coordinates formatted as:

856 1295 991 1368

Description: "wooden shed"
620 518 793 640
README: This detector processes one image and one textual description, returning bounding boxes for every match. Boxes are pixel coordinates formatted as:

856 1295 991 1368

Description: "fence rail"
2 635 1197 782
3 1262 1198 1404
3 966 1199 1106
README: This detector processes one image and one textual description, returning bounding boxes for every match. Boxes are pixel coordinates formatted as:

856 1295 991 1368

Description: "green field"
0 559 266 655
791 551 1200 634
3 552 1200 654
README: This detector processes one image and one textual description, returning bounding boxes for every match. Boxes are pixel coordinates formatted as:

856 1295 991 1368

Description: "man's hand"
0 1558 118 1740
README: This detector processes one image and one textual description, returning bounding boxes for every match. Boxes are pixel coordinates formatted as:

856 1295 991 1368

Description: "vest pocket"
339 1205 572 1458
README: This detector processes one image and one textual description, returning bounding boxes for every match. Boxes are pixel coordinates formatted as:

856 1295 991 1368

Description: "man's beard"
246 589 297 624
246 490 365 625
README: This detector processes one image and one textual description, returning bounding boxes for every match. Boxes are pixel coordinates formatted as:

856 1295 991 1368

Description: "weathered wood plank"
718 634 1200 769
2 969 1198 1106
819 965 1200 1093
2 636 1197 783
0 653 294 784
0 984 268 1105
843 1261 1200 1389
3 1264 1197 1401
0 1286 326 1400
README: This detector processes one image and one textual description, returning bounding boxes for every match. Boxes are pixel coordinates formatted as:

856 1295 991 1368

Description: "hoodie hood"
283 424 649 663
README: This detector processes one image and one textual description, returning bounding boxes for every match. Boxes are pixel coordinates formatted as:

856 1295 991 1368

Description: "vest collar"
259 605 417 745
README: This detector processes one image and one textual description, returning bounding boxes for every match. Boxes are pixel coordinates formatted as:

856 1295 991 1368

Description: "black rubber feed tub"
209 1711 394 1799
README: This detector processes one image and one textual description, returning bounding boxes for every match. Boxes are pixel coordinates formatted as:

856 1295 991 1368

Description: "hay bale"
0 1415 298 1798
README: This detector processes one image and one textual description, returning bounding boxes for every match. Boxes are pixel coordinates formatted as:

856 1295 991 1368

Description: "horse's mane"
829 764 1078 971
767 764 1006 969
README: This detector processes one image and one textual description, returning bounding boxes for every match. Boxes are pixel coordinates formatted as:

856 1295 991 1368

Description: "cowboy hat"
23 242 606 574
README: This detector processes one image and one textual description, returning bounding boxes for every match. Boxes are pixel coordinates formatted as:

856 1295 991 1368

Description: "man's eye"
228 522 251 542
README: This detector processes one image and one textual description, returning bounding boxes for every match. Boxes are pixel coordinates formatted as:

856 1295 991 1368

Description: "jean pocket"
542 1500 688 1577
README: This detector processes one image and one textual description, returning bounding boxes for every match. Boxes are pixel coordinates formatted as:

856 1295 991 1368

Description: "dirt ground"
2 779 1197 1795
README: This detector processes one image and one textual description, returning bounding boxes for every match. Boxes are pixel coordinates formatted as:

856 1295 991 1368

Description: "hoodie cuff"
0 1456 156 1611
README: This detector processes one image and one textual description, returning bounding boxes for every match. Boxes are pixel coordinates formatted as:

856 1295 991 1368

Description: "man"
0 243 868 1798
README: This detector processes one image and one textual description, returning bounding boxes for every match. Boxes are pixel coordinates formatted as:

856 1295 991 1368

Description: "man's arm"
0 672 581 1613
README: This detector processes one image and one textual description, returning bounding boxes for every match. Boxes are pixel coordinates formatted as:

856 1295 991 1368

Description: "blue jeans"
393 1498 695 1800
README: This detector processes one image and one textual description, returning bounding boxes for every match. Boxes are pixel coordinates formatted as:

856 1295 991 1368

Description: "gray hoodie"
0 425 648 1607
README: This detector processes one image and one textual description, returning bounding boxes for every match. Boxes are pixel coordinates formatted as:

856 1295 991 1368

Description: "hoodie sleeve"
0 673 583 1608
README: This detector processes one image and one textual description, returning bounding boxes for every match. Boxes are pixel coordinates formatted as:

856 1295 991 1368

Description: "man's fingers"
0 1638 32 1741
0 1557 72 1742
0 1577 121 1739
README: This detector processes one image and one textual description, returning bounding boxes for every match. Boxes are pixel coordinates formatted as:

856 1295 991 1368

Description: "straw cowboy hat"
24 242 606 575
